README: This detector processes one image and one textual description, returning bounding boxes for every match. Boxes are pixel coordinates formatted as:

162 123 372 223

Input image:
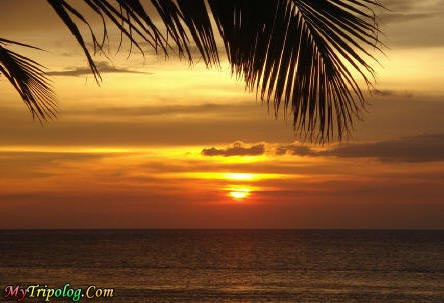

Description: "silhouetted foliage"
0 38 56 121
0 0 382 142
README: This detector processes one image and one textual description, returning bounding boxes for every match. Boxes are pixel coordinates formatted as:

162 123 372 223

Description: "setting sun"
229 191 250 200
228 187 251 200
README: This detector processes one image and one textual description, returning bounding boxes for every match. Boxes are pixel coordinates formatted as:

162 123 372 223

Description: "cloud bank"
278 134 444 163
202 142 265 157
48 61 150 77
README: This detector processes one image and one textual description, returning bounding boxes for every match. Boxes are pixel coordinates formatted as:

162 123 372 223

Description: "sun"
229 191 249 199
228 187 251 200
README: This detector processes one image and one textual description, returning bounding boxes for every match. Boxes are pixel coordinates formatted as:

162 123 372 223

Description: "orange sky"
0 0 443 229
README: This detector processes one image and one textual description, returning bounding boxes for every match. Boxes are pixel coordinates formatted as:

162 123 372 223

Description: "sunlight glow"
178 172 288 181
225 185 255 201
228 188 251 200
224 173 255 181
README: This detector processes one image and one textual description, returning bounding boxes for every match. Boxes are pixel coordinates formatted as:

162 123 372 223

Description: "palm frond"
0 38 56 121
46 0 221 77
208 0 382 142
45 0 381 142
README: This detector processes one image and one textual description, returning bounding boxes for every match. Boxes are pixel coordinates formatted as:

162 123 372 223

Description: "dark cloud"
278 134 444 163
276 145 313 156
202 142 265 157
47 61 151 77
325 134 444 162
371 89 413 98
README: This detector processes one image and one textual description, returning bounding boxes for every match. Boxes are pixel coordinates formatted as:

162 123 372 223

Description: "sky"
0 0 443 229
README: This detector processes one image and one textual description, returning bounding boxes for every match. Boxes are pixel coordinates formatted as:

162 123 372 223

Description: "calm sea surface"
0 230 443 302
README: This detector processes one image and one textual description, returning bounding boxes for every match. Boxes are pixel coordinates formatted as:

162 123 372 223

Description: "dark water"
0 230 443 302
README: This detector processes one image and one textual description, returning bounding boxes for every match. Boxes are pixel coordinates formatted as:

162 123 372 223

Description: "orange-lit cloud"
202 142 265 157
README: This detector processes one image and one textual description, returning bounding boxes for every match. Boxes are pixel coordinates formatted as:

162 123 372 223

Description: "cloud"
374 0 444 48
378 12 437 24
2 94 444 147
47 61 151 77
384 0 444 11
276 145 314 156
379 1 444 25
324 134 444 162
0 150 116 179
277 134 444 163
371 89 413 98
202 142 265 157
67 103 254 117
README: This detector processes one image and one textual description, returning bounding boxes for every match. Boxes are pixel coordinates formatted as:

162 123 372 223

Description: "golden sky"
0 0 443 228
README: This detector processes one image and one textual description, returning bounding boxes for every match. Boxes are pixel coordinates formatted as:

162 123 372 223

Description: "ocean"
0 230 443 302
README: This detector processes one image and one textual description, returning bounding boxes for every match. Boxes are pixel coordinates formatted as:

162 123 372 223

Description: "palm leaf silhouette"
1 0 382 142
0 38 56 120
